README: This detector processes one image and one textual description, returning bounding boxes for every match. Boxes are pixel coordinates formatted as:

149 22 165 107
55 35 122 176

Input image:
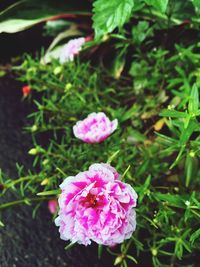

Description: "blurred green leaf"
144 0 169 13
154 193 187 208
37 189 60 196
132 21 153 44
190 229 200 244
160 109 187 118
180 119 200 145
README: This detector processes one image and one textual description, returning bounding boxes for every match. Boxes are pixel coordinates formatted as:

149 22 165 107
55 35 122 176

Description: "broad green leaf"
188 84 199 114
92 0 134 38
144 0 169 13
193 0 200 9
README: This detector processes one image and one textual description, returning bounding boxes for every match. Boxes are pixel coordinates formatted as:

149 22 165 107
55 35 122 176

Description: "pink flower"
59 37 85 63
55 163 137 246
73 112 118 143
48 199 58 214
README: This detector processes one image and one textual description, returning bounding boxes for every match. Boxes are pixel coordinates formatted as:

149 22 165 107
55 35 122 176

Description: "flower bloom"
59 37 85 63
55 163 137 246
73 112 118 143
48 199 58 214
22 85 31 97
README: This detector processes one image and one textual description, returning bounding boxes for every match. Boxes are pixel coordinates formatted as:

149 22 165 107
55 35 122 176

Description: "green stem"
142 9 181 25
0 197 50 210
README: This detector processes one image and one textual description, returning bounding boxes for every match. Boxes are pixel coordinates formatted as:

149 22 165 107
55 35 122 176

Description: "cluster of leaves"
0 0 200 266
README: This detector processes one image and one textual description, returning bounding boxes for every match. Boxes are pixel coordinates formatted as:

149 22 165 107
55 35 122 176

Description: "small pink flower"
73 112 118 143
59 37 85 63
48 199 58 214
55 163 137 246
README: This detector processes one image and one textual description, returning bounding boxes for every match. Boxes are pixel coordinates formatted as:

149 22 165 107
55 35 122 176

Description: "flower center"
85 193 98 208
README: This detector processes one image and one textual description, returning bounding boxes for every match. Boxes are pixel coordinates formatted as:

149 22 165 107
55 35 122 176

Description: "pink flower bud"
48 199 58 214
73 112 118 143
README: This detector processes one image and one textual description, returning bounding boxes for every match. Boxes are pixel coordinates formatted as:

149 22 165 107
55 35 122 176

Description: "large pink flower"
55 163 137 246
73 112 118 143
59 37 85 63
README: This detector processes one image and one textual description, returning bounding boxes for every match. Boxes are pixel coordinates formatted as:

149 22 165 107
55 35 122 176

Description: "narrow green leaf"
154 192 186 208
37 189 60 196
121 165 131 181
180 119 200 145
139 175 151 202
107 150 120 164
126 255 138 264
188 84 199 114
190 229 200 244
160 109 187 118
185 153 194 187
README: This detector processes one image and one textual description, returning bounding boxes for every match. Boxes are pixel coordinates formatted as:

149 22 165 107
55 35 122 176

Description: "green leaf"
92 0 134 38
126 255 138 264
180 119 200 145
144 0 169 13
188 84 199 114
138 175 151 202
160 109 187 118
193 0 200 9
107 150 120 164
132 21 153 44
109 47 127 79
185 153 194 187
37 189 60 196
154 192 187 208
190 229 200 245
